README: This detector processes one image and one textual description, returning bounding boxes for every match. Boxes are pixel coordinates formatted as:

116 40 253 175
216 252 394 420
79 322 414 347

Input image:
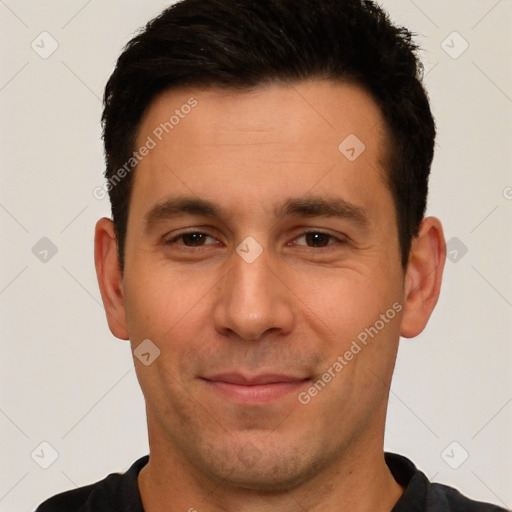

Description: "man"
36 0 508 510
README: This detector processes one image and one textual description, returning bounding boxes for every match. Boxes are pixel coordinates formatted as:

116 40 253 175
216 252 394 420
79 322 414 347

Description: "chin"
198 439 325 492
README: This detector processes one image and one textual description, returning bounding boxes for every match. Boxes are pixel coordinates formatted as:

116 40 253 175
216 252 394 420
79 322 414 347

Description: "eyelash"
163 229 346 249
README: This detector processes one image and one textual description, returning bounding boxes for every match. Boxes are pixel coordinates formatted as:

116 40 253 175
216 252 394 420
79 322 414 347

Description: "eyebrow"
145 197 221 228
276 196 369 226
144 195 369 229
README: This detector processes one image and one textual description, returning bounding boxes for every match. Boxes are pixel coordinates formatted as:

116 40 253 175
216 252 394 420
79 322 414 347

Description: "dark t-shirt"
36 452 509 511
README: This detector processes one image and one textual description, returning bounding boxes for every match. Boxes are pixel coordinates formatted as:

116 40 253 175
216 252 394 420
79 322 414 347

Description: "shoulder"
428 482 510 512
386 452 509 512
35 456 148 512
36 482 99 512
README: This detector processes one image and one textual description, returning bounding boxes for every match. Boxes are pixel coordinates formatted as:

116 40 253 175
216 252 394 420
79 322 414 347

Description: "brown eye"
293 231 339 248
304 232 331 247
181 233 208 246
165 232 217 247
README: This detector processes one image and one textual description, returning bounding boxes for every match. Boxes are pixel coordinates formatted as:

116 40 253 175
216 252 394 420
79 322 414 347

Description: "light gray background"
1 1 511 510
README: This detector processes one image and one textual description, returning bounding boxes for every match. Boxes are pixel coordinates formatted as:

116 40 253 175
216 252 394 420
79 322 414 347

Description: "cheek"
296 268 384 336
291 265 403 379
123 263 218 343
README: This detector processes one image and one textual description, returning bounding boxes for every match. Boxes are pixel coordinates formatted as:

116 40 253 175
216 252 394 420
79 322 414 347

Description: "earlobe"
400 217 446 338
94 218 130 340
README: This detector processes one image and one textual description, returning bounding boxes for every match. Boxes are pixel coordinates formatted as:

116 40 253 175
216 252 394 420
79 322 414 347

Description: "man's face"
120 81 406 489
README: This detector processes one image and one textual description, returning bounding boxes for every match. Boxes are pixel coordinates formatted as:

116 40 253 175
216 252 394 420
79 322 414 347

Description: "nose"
212 244 295 342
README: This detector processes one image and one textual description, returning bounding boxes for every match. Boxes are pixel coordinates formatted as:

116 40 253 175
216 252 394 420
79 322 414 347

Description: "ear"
94 218 129 340
400 216 446 338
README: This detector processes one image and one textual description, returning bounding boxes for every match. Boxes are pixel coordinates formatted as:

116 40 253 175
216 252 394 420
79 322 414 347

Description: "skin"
95 80 446 511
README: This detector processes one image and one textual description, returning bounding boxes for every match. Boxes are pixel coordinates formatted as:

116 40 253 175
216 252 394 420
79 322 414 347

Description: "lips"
201 373 310 404
205 373 307 385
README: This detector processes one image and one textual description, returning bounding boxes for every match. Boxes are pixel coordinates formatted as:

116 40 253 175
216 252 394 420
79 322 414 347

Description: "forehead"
137 80 388 152
131 80 392 223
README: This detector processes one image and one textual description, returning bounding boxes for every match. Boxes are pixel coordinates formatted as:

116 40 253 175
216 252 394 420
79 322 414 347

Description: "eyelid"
163 228 221 246
289 229 347 246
